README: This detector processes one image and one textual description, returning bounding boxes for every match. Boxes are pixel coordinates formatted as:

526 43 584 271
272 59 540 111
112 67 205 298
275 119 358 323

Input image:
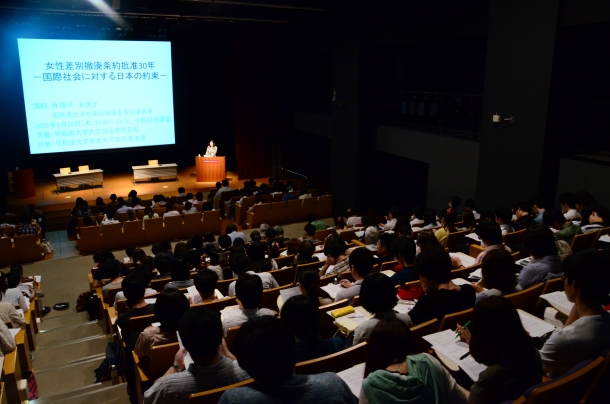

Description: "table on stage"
196 156 226 182
53 169 104 194
132 163 178 184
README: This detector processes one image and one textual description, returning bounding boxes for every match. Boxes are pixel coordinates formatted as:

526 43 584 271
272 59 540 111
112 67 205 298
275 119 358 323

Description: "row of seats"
246 195 333 228
0 235 43 267
77 211 221 255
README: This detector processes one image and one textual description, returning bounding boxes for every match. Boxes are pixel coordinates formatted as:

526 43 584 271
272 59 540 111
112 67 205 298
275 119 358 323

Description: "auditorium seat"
247 203 271 229
270 201 288 224
261 194 273 204
272 193 283 203
235 196 256 224
267 266 296 287
143 217 164 245
124 220 145 247
153 207 166 216
117 212 129 223
102 222 124 251
0 237 15 267
202 209 221 234
295 342 368 375
134 342 180 404
13 235 42 264
260 285 292 312
294 260 326 284
315 195 333 219
78 225 103 255
164 215 184 241
184 212 204 237
301 197 316 218
286 199 303 223
192 296 238 315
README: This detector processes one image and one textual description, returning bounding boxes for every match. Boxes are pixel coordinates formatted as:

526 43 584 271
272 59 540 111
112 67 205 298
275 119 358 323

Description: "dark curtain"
233 25 280 180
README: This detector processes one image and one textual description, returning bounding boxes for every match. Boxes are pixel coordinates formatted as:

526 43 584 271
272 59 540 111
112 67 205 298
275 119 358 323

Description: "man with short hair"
154 252 173 279
582 205 610 233
301 223 317 243
132 197 145 210
159 241 174 257
163 203 181 219
495 207 514 235
464 199 480 220
143 307 249 404
376 232 396 264
219 316 355 404
222 273 275 333
164 258 195 292
227 255 278 297
380 207 400 230
226 224 247 245
335 247 374 303
512 201 536 232
389 236 417 285
575 191 597 226
16 214 40 236
213 179 234 209
116 274 155 346
543 209 582 244
453 222 511 266
530 196 546 224
100 209 120 229
177 187 186 197
559 192 579 220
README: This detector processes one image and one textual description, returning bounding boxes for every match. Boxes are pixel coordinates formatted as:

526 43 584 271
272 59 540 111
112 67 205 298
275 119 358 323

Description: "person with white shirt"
559 192 580 221
363 226 379 251
222 273 275 333
335 247 374 304
181 201 198 215
213 179 234 209
2 273 30 313
581 205 609 234
379 207 400 230
132 197 146 210
116 201 132 213
225 224 247 245
345 209 362 227
540 250 610 378
100 209 120 229
495 207 514 235
227 254 278 297
163 203 181 219
464 199 481 220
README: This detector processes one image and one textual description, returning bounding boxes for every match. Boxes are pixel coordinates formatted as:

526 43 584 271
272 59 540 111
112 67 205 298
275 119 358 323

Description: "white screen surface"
17 39 175 154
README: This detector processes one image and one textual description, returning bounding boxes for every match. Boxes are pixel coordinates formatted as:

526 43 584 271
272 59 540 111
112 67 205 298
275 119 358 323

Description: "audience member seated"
226 224 247 245
408 247 475 325
96 197 107 212
218 234 232 250
114 264 156 307
281 295 345 362
16 214 40 236
460 211 477 230
540 250 610 377
517 225 562 290
346 209 362 227
273 225 286 246
472 249 522 303
213 179 234 209
409 207 424 227
184 249 201 270
208 252 227 280
281 238 300 257
0 279 26 329
116 200 132 213
310 215 328 231
154 253 173 279
354 273 413 344
193 192 205 206
101 259 125 301
219 316 355 404
335 247 373 303
163 203 180 219
11 264 43 302
227 255 278 297
512 201 536 232
581 204 609 233
320 234 350 277
376 232 396 264
142 207 159 225
100 209 119 228
92 251 129 288
559 192 580 220
0 321 16 358
455 221 511 266
247 241 278 273
333 213 346 230
177 187 186 197
456 296 541 403
222 273 275 333
301 223 318 244
448 195 462 214
134 291 189 360
182 201 197 215
174 242 189 259
0 272 29 315
191 269 220 304
464 199 480 220
543 208 582 244
495 207 514 235
415 208 439 230
294 240 320 266
207 183 221 201
575 191 597 226
530 196 547 224
116 274 155 346
363 226 379 251
159 240 174 257
298 269 332 307
144 306 249 404
360 314 467 403
389 236 417 286
379 207 400 230
434 209 457 247
164 258 195 292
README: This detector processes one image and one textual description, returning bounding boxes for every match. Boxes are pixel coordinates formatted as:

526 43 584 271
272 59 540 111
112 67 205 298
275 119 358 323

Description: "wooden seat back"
192 296 238 315
314 229 328 242
438 307 474 332
410 319 439 353
379 260 399 272
184 212 203 237
102 222 124 251
268 266 296 287
13 234 42 264
445 229 471 250
129 313 156 337
295 342 368 375
216 278 236 297
260 285 292 312
164 214 184 241
271 201 288 224
571 230 600 253
225 326 240 353
450 262 481 279
144 217 164 245
188 379 254 403
150 342 180 380
504 282 545 314
319 299 349 339
340 230 358 243
124 219 144 247
581 350 610 404
294 260 326 284
151 278 172 292
117 212 129 223
286 199 304 223
0 237 15 267
301 197 317 218
274 255 295 269
78 225 103 255
503 228 527 246
534 277 565 317
202 209 221 234
315 195 333 218
153 207 167 216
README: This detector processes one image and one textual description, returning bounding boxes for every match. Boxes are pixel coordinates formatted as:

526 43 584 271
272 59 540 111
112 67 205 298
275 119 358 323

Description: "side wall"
556 158 610 206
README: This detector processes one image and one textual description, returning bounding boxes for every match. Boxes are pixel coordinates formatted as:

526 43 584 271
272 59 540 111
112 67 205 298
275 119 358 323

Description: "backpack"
94 341 122 383
86 293 100 321
76 291 92 312
41 240 53 254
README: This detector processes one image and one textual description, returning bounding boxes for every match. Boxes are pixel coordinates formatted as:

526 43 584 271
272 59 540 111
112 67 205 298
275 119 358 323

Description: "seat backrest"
468 244 484 258
216 278 235 297
581 350 610 404
13 235 42 264
192 296 238 315
571 230 600 253
450 262 481 279
150 342 180 380
504 282 545 314
438 307 474 332
225 326 240 353
0 238 15 267
78 165 90 172
116 212 129 223
445 229 471 250
503 228 527 246
410 319 440 353
188 379 254 404
294 260 326 284
295 342 368 375
379 260 399 272
319 299 349 339
340 230 357 243
129 313 156 336
104 287 123 305
314 229 328 242
260 284 292 312
150 278 172 292
511 251 520 261
274 255 295 269
267 266 296 287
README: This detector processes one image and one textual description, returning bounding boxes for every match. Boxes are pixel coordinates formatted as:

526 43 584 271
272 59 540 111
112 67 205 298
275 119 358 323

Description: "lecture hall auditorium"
2 1 610 403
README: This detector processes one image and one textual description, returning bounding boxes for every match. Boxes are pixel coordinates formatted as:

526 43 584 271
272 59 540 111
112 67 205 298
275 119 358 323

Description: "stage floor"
6 167 264 213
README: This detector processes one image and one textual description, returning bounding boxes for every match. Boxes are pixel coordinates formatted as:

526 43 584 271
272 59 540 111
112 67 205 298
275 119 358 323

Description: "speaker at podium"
196 156 225 182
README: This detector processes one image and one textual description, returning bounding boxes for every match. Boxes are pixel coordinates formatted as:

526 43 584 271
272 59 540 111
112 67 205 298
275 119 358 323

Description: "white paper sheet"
464 233 482 243
176 331 193 368
279 286 302 303
540 291 574 314
450 252 476 268
393 301 415 314
380 270 395 277
517 309 555 338
187 286 202 305
599 234 610 243
313 252 327 261
337 363 365 398
144 298 157 305
321 284 343 299
34 276 41 283
123 257 130 263
423 329 486 381
355 231 364 237
452 278 472 286
220 306 242 320
469 268 482 279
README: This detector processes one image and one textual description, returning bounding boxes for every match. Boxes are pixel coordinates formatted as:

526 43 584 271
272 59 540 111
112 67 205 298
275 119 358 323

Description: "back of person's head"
542 208 566 227
170 257 190 281
194 192 202 202
391 235 416 264
297 240 315 262
6 272 20 288
110 194 117 202
191 234 204 249
298 269 321 306
286 238 300 255
151 243 161 255
225 223 237 235
125 246 136 258
234 316 295 388
475 221 503 245
174 242 188 258
394 217 412 237
416 231 442 251
221 179 229 187
185 250 202 269
98 250 115 265
450 195 461 209
249 230 261 242
274 225 284 236
414 246 451 285
155 291 190 332
105 259 122 279
364 312 417 376
246 241 266 263
159 240 172 252
462 211 477 229
178 186 185 194
529 196 546 210
195 269 219 298
117 200 126 208
260 223 270 234
235 273 262 309
423 208 437 226
360 272 398 315
323 234 346 259
154 252 173 276
231 254 252 276
165 202 174 212
516 201 531 215
184 201 193 211
186 192 194 200
232 238 245 249
218 234 231 249
281 295 319 340
83 215 92 226
122 274 145 306
481 249 517 291
179 307 222 360
524 224 558 259
574 191 596 208
303 223 316 238
349 247 374 278
105 209 115 220
464 199 477 211
203 232 215 243
133 264 153 286
495 207 512 225
9 264 23 277
265 227 276 240
96 197 104 206
470 296 536 368
378 232 397 252
558 192 576 209
365 226 379 245
590 205 610 226
563 249 610 307
439 209 457 231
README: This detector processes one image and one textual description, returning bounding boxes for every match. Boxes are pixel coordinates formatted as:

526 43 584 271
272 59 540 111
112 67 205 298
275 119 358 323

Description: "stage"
5 167 262 214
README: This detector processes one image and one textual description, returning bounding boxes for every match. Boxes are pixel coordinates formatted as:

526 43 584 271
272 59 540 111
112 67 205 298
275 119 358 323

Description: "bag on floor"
41 241 54 254
22 369 38 400
86 293 100 321
94 341 122 383
76 291 92 312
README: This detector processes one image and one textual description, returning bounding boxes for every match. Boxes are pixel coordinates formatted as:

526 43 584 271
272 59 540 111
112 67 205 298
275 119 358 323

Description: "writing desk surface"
53 169 103 178
131 163 177 170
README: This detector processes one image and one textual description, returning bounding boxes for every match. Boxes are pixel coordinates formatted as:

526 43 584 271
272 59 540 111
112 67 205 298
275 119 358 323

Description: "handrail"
272 166 307 179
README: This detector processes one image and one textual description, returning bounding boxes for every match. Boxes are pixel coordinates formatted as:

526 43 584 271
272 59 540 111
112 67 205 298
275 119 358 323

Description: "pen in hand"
455 320 471 339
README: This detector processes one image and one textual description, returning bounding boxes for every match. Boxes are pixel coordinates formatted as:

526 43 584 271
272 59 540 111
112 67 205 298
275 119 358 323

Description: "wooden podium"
196 156 226 182
14 168 36 199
